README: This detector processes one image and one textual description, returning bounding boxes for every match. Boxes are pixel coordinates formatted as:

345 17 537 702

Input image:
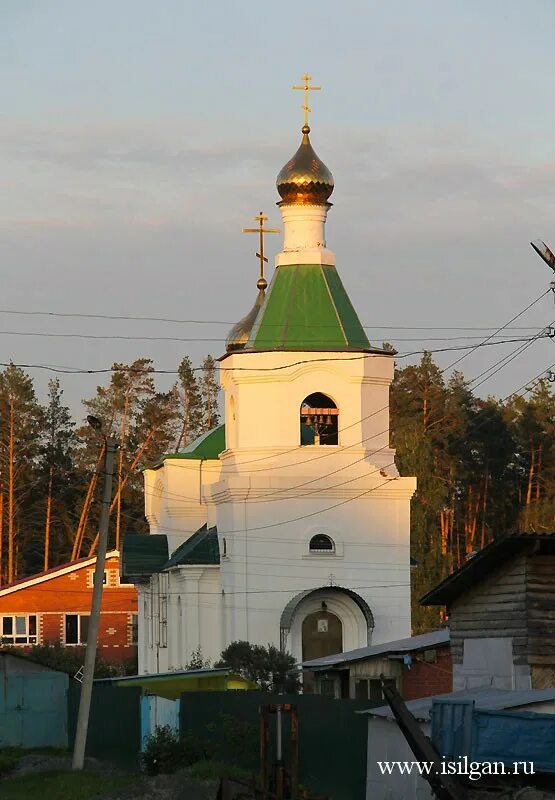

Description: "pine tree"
39 379 76 570
0 365 43 581
80 359 156 553
175 356 202 450
199 355 220 432
122 390 182 532
390 353 450 631
505 379 555 532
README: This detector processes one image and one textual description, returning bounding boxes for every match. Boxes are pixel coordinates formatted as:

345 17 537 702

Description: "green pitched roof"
121 534 169 581
246 263 371 351
155 425 225 466
164 525 220 568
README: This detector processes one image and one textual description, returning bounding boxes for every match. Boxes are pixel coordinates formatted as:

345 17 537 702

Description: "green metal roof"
157 425 225 465
164 524 220 568
246 263 371 351
95 668 258 700
121 533 169 581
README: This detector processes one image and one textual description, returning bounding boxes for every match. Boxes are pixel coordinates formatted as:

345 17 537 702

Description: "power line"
128 348 555 534
0 334 549 378
442 288 551 372
0 306 546 332
19 581 410 598
0 330 545 346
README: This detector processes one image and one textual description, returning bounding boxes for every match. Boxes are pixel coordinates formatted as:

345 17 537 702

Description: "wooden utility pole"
72 428 117 771
88 425 159 557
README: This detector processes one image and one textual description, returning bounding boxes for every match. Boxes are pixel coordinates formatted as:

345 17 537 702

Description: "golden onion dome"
225 278 267 352
276 124 334 205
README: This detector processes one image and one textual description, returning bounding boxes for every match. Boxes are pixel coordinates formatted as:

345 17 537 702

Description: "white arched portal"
284 587 372 666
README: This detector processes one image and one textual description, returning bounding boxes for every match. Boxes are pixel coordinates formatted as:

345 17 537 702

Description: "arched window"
300 392 338 446
309 533 335 553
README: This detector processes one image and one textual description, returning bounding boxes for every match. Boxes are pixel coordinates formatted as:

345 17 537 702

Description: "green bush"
1 642 137 678
216 641 300 693
140 725 212 776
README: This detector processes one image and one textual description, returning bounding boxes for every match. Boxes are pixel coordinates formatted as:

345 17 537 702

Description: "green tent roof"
247 263 371 351
154 425 225 467
121 534 169 581
164 524 220 568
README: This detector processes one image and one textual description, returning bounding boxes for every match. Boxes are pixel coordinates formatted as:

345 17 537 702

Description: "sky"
2 0 555 417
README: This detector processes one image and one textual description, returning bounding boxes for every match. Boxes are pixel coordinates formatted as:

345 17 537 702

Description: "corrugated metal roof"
303 629 449 670
151 425 225 468
164 524 220 568
361 686 555 722
94 667 258 699
121 533 169 580
421 532 555 606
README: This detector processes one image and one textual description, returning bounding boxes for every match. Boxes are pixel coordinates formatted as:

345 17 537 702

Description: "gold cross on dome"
242 212 280 286
292 72 321 127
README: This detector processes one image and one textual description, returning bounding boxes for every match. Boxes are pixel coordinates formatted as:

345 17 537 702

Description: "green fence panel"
180 691 369 800
68 681 142 771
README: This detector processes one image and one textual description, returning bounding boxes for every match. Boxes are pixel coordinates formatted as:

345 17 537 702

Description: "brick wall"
402 645 453 700
0 555 137 665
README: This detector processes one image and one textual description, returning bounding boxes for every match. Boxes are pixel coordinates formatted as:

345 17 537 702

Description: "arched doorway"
281 587 374 694
300 392 338 445
302 604 342 694
301 604 343 662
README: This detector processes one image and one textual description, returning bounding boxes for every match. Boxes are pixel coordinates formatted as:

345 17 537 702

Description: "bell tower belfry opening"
300 392 338 445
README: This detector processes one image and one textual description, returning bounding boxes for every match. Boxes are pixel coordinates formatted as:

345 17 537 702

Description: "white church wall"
137 585 149 675
220 351 394 456
209 483 414 662
144 459 222 555
139 113 417 674
138 566 222 675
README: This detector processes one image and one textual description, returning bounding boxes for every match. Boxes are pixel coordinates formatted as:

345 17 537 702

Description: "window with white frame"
87 569 116 588
0 615 38 645
65 614 90 645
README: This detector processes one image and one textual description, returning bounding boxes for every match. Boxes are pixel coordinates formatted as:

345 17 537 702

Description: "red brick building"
303 629 452 701
0 551 137 664
401 638 452 701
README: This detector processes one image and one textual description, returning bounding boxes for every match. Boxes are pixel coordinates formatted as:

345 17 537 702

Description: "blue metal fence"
0 672 69 748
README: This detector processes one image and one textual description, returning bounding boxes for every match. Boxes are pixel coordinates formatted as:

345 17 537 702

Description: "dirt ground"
3 754 220 800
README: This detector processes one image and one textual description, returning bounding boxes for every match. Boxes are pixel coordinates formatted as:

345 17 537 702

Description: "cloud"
1 115 554 414
1 116 554 249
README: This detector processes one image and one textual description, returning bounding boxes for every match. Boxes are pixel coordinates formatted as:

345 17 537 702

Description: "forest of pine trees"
0 355 219 585
0 350 553 633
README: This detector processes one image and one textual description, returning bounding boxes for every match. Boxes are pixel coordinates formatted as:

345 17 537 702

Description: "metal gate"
0 672 69 748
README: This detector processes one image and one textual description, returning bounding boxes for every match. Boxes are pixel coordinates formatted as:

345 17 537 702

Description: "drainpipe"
199 458 206 505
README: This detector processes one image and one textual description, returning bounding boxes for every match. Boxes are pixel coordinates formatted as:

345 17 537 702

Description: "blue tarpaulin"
432 699 555 773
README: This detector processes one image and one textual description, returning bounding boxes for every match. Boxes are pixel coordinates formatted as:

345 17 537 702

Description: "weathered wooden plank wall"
448 553 527 665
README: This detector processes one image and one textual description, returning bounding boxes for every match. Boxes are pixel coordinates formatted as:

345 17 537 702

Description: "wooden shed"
421 532 555 691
